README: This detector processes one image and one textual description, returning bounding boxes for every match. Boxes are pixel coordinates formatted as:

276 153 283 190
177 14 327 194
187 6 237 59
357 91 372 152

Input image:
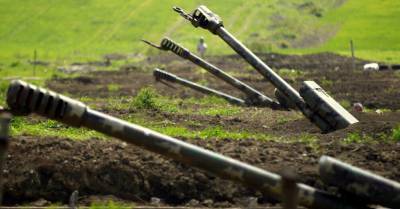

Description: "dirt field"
3 53 400 207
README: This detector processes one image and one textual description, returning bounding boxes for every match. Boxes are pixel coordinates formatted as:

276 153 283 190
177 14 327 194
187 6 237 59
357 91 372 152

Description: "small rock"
186 199 200 206
31 198 50 206
150 197 161 206
246 197 258 207
121 142 128 148
202 199 214 207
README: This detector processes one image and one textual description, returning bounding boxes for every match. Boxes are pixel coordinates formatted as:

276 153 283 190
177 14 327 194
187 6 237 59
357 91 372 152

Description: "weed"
198 106 241 116
11 117 106 140
392 125 400 141
277 69 305 80
339 99 351 109
320 78 333 87
90 201 133 209
107 84 120 92
343 132 363 143
298 134 320 151
131 87 160 110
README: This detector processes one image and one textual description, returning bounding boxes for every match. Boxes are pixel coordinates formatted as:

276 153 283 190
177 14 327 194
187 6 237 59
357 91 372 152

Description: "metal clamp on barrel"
6 80 86 127
143 38 190 58
153 68 178 82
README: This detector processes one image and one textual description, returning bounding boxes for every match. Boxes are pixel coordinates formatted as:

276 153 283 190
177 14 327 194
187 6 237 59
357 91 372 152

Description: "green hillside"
0 0 399 62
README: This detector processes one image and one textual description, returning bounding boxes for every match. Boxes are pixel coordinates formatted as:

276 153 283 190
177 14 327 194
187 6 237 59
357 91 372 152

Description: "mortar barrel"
176 5 359 132
6 80 370 209
319 156 400 208
154 69 246 106
158 38 279 108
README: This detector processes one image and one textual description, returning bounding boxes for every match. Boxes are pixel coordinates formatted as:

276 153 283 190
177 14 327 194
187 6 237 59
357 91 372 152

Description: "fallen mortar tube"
143 38 282 109
319 156 400 208
153 68 246 106
6 80 370 209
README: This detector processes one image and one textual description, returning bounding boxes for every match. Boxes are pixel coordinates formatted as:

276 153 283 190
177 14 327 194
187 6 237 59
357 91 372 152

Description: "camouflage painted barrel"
6 80 369 209
146 37 279 108
153 68 245 105
174 5 359 133
319 156 400 208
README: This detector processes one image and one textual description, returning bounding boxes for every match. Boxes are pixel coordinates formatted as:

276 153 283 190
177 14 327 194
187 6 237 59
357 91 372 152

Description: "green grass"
11 117 107 140
318 0 400 62
343 129 400 144
90 201 134 209
10 115 274 141
392 125 400 141
1 0 399 63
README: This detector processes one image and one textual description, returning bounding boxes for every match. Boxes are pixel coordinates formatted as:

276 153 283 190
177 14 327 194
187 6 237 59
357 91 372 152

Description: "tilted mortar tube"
173 5 359 133
153 68 246 106
143 38 282 109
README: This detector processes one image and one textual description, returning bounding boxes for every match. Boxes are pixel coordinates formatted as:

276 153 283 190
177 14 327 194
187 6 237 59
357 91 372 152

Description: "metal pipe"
154 69 246 106
173 5 359 133
319 156 400 208
143 38 281 108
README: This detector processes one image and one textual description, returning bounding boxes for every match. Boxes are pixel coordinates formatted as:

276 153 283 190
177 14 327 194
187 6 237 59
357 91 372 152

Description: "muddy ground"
3 52 400 207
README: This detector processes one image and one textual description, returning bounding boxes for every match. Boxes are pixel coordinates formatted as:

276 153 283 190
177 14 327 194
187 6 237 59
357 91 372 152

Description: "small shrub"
339 99 351 109
277 68 305 80
131 87 159 110
107 84 120 92
343 132 363 143
199 126 224 139
392 126 400 141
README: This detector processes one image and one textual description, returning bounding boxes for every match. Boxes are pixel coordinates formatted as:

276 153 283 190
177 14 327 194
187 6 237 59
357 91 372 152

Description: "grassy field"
300 0 400 62
0 0 399 62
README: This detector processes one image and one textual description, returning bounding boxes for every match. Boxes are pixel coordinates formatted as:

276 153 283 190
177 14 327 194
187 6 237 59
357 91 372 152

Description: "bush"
131 87 159 110
343 132 363 143
392 126 400 141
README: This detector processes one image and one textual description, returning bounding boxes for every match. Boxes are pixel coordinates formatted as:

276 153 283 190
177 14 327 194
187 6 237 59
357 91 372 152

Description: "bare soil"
4 52 400 207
